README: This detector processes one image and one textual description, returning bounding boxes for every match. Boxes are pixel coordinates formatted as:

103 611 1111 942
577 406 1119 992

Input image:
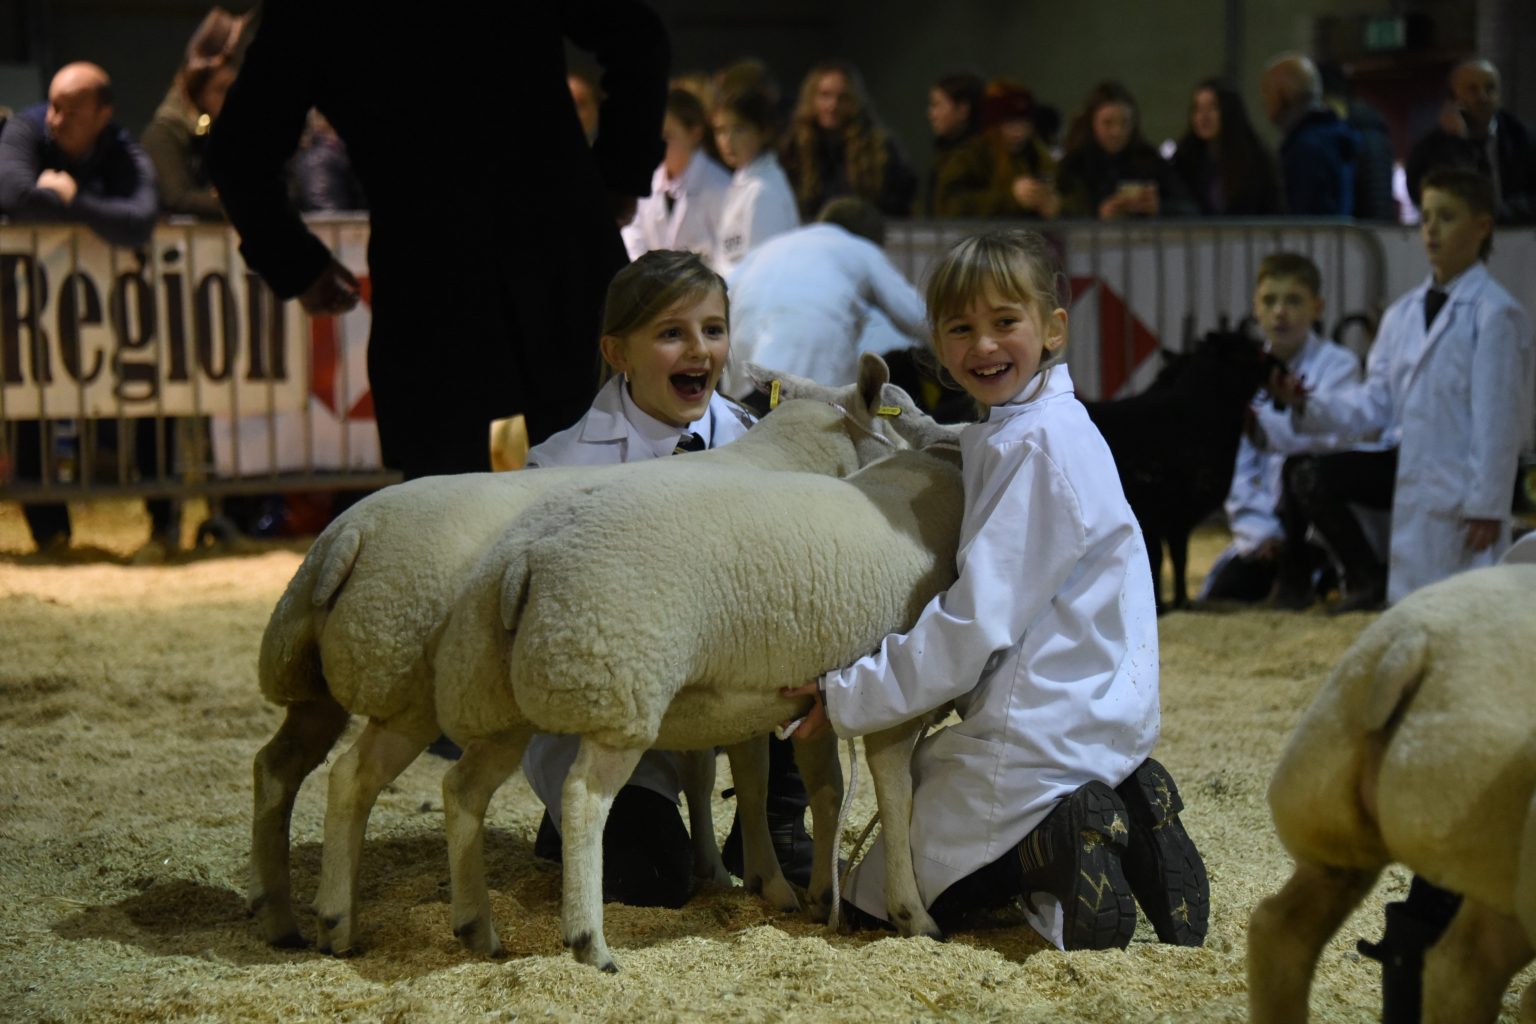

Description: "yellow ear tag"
769 379 782 410
876 405 901 417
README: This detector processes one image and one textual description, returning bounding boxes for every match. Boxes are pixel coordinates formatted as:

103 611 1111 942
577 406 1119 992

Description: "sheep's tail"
256 524 361 706
1359 622 1429 733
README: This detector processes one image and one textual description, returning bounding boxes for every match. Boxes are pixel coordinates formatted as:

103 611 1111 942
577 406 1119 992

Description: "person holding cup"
1056 80 1189 220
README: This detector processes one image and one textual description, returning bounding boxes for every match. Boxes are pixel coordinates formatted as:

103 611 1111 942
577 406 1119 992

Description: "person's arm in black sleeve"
206 0 332 298
0 115 64 216
561 0 669 201
69 133 159 248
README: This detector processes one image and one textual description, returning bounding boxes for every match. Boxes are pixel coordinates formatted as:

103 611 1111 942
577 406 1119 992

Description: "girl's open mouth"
671 370 710 399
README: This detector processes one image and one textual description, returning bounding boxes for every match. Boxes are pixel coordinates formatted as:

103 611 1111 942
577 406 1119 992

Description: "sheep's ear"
855 352 891 413
878 382 964 449
745 362 833 405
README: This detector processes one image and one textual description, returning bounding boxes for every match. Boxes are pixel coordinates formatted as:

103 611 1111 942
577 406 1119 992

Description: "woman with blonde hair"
780 59 915 221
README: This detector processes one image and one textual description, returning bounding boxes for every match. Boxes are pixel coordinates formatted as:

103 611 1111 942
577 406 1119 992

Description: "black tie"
672 431 706 455
1423 288 1448 331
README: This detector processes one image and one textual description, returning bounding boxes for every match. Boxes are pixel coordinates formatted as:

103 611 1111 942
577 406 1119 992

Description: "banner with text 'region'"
0 224 306 420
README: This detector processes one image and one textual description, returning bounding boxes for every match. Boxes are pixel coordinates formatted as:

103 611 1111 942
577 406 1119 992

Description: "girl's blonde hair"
924 229 1070 374
602 250 728 340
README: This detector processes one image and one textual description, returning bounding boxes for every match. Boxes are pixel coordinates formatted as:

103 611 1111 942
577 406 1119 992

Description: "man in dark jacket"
207 0 669 481
0 61 157 247
1261 53 1360 217
1406 59 1536 224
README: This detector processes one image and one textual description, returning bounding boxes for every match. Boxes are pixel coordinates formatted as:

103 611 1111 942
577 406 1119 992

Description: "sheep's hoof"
761 875 802 914
804 886 834 923
315 913 356 957
892 904 944 941
565 929 619 973
453 916 504 958
268 929 309 950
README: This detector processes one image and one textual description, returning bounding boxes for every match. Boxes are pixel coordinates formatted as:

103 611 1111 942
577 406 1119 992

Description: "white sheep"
429 440 965 971
249 355 924 954
1248 562 1536 1023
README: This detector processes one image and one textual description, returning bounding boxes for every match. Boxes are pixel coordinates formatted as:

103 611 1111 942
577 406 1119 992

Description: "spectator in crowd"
207 0 669 482
924 71 991 217
140 7 247 218
710 81 798 275
621 88 730 265
290 110 365 212
1169 77 1282 216
1056 79 1188 220
0 62 157 247
720 197 926 397
1271 168 1532 611
780 60 916 221
568 70 601 144
1260 53 1359 217
1201 252 1364 604
0 61 175 561
977 79 1060 219
1318 60 1398 223
1405 59 1536 224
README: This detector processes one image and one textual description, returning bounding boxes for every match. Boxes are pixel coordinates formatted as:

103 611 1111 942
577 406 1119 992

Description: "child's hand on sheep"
779 681 830 740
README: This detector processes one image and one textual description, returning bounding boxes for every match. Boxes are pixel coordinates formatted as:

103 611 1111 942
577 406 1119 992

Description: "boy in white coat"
1274 167 1534 609
1202 253 1367 603
784 229 1208 951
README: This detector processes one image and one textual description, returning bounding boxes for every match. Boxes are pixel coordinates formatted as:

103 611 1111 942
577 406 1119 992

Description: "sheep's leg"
561 738 645 972
791 733 843 922
249 694 350 946
313 720 432 955
1168 528 1190 608
1248 860 1379 1024
864 719 942 939
723 736 801 913
1422 897 1534 1024
443 733 532 958
675 749 731 884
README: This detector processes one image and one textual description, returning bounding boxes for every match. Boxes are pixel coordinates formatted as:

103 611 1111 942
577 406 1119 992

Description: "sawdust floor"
1 498 1530 1023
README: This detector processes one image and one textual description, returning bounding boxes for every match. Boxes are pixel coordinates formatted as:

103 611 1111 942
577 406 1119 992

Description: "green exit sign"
1364 15 1407 51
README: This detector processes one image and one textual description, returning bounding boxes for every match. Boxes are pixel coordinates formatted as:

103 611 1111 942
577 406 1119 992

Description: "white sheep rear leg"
863 719 941 939
1247 860 1380 1023
791 733 843 922
250 695 350 946
443 733 532 957
313 720 433 955
1422 897 1534 1024
675 749 731 884
723 736 801 913
561 738 646 972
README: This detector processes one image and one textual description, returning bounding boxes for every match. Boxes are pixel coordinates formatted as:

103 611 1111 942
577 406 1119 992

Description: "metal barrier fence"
3 216 1531 511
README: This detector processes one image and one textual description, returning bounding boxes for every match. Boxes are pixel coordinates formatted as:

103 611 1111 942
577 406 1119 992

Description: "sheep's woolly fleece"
2 498 1533 1023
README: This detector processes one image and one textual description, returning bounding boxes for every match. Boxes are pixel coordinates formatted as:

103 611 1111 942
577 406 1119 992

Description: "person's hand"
1097 192 1128 221
1463 517 1501 552
609 192 638 228
779 681 830 741
298 259 361 315
1012 176 1061 218
1270 368 1309 417
1438 99 1467 138
37 169 78 205
1129 184 1160 216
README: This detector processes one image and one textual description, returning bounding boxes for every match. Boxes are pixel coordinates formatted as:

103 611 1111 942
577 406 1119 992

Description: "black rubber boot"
1115 758 1210 946
1015 781 1136 951
1357 876 1462 1024
720 735 814 887
1285 456 1387 613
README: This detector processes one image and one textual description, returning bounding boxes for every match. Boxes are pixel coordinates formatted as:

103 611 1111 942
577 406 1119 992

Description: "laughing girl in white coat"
710 84 799 276
620 89 731 267
783 229 1208 952
521 251 752 907
1277 168 1534 606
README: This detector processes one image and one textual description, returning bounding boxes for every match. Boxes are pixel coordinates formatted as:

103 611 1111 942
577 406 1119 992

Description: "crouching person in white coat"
520 251 753 907
784 229 1209 951
1273 168 1534 611
719 197 927 399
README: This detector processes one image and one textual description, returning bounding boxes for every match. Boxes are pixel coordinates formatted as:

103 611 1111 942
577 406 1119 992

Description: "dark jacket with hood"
1278 106 1359 216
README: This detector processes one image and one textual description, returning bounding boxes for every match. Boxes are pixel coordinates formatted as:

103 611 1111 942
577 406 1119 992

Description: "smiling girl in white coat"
521 251 753 907
620 89 731 267
783 229 1208 951
710 84 799 276
1276 167 1534 607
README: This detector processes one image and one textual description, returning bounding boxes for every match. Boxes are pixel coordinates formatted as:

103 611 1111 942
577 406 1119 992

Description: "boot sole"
1118 759 1210 946
1018 781 1136 951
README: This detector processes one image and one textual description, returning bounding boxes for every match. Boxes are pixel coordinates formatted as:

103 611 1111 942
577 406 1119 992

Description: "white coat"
1297 263 1534 603
720 223 927 398
620 151 732 265
711 152 798 277
819 366 1160 945
1222 333 1365 556
522 375 754 823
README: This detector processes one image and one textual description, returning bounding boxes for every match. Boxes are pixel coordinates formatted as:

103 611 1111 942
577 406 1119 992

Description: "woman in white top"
620 88 731 266
710 84 798 275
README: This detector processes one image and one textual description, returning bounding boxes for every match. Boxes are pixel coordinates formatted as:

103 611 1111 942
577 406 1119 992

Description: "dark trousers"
534 785 694 908
12 418 178 547
1278 448 1397 588
1203 550 1279 602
